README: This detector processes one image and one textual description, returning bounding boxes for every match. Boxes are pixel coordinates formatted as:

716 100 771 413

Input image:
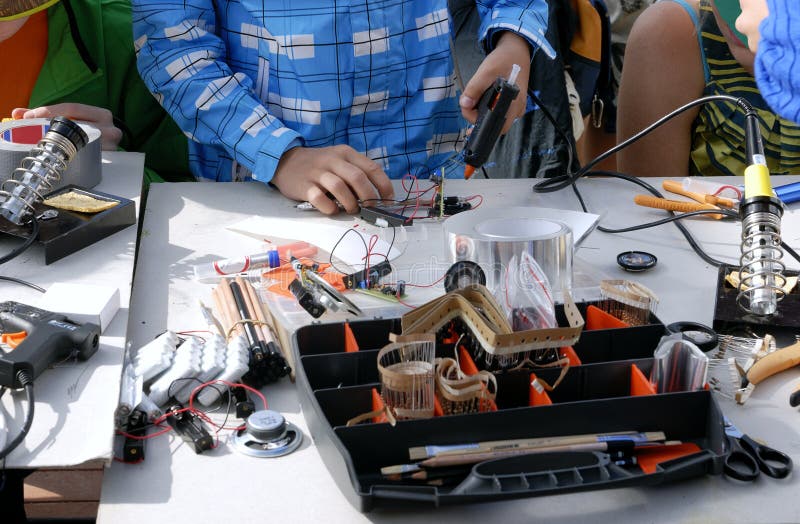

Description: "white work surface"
0 152 141 468
100 177 800 524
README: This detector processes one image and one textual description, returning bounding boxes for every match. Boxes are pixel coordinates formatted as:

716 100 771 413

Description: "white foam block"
39 283 120 332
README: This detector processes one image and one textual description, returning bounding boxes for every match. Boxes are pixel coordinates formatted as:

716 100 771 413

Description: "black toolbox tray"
293 303 726 512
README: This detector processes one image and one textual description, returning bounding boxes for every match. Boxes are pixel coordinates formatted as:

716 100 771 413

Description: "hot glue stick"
192 241 317 280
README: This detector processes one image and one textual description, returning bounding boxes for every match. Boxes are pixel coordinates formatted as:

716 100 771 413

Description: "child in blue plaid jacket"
133 1 554 213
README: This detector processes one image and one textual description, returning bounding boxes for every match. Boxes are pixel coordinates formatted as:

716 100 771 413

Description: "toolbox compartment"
294 304 726 512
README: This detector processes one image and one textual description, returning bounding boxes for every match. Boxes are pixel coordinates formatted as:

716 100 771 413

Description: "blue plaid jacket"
133 1 554 182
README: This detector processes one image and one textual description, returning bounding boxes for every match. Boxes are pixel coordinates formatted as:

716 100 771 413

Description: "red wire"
116 425 173 440
115 381 268 448
713 185 742 199
465 194 484 209
113 456 145 464
362 234 380 286
396 296 417 309
187 379 268 414
404 273 447 288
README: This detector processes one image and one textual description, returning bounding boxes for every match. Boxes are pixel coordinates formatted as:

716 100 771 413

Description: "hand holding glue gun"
462 63 521 180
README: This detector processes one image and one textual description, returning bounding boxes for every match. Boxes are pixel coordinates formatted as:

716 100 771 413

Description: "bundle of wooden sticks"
211 276 291 387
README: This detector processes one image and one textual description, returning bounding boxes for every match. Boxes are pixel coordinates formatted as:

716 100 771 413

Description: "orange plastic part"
586 305 630 330
455 346 497 412
630 364 657 396
458 346 480 375
0 331 26 349
636 443 702 474
560 346 582 366
371 388 389 423
434 396 444 417
344 322 359 353
529 373 553 406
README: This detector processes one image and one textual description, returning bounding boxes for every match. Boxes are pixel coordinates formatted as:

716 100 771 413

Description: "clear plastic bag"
499 252 557 331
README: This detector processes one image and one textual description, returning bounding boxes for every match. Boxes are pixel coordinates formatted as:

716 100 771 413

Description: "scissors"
723 417 793 481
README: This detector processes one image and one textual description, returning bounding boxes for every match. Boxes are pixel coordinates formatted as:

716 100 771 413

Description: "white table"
99 177 800 524
0 152 141 469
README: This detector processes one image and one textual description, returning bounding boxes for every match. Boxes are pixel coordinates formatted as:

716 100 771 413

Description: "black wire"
533 94 755 194
0 384 34 461
0 216 39 265
528 90 576 177
527 92 759 268
599 209 738 233
386 225 397 261
582 170 738 267
0 276 45 293
781 241 800 266
328 227 369 276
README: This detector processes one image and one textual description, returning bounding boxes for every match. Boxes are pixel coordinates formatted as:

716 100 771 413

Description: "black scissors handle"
724 436 760 481
739 434 793 479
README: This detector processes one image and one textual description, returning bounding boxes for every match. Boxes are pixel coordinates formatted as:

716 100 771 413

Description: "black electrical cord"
781 241 800 266
533 94 758 193
0 276 45 293
0 216 39 266
529 94 765 267
0 372 35 461
0 216 43 292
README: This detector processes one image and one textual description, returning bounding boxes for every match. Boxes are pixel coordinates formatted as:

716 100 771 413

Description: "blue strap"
659 0 710 82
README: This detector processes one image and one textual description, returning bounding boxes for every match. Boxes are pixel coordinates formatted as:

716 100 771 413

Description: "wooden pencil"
420 441 619 468
237 275 274 345
211 286 234 336
409 431 665 460
218 278 245 338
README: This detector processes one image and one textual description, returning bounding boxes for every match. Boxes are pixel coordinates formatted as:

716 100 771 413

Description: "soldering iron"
462 64 521 180
737 107 785 316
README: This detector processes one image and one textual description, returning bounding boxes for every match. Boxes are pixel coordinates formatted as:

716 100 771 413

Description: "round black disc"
666 321 719 352
444 261 486 293
617 251 657 272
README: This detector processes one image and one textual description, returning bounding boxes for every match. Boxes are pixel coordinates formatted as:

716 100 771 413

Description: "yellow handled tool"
747 341 800 385
633 195 724 219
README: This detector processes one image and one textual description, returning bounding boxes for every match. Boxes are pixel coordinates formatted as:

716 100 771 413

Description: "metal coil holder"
738 197 786 316
0 117 88 225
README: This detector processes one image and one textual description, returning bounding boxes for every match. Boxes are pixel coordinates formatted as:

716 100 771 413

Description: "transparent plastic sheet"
650 334 709 393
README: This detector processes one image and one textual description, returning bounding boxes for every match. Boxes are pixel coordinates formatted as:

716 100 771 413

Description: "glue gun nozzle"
464 165 475 180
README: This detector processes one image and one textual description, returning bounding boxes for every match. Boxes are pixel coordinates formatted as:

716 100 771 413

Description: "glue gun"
462 64 521 179
0 301 99 389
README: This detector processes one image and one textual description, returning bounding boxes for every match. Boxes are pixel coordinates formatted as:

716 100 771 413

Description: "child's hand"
270 145 394 215
12 104 123 150
459 32 531 134
736 0 769 52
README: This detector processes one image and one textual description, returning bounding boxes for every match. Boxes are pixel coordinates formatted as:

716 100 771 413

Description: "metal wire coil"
0 131 79 224
738 211 786 315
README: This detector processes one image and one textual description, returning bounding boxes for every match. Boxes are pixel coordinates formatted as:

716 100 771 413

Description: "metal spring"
738 211 786 315
0 132 79 225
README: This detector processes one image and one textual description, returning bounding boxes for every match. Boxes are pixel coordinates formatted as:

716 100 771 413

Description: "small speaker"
233 410 303 458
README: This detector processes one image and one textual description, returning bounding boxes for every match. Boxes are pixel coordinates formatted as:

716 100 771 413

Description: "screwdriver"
463 64 521 179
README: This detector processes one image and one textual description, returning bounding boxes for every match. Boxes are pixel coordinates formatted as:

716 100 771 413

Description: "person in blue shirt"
736 0 800 124
132 1 554 214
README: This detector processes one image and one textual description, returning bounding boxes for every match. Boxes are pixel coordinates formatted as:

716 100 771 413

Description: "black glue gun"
462 64 521 179
0 301 99 388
